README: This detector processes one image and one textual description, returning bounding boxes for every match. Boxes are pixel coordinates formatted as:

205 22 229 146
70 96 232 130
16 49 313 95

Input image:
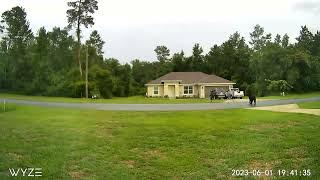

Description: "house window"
153 86 159 95
184 86 193 94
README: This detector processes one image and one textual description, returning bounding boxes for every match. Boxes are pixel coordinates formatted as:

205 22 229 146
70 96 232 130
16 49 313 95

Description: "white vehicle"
228 88 244 99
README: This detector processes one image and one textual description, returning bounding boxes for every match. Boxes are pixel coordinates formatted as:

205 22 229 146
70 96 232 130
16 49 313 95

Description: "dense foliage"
0 5 319 98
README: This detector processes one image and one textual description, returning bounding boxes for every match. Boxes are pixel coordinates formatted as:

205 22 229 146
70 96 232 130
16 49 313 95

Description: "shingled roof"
147 72 234 84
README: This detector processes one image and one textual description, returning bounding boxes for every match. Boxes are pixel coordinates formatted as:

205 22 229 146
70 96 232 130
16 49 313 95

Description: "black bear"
249 96 256 106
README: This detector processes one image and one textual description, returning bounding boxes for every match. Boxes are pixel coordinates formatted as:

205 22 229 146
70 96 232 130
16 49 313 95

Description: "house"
145 72 235 98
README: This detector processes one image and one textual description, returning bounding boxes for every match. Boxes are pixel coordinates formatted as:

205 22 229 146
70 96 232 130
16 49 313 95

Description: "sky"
0 0 320 63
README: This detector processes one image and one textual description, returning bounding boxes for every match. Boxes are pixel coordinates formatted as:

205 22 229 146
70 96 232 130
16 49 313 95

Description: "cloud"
294 1 320 14
1 0 320 62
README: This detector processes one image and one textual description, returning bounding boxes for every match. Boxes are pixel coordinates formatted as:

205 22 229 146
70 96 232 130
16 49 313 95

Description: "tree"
66 0 98 76
47 27 74 72
274 34 281 45
154 46 172 76
266 79 293 93
206 32 251 89
86 30 105 56
131 59 159 95
0 42 6 88
206 45 222 74
89 65 113 98
85 30 104 98
296 25 313 52
104 58 132 97
286 50 312 91
0 6 33 90
249 43 287 96
311 31 320 57
281 34 289 48
120 63 132 96
86 30 105 65
0 23 3 33
249 24 271 51
154 45 170 62
30 27 50 93
172 51 185 72
45 27 75 97
191 43 204 71
1 4 320 98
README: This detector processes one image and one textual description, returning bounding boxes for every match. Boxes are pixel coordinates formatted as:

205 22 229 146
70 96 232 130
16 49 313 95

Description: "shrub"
266 79 293 93
89 65 113 99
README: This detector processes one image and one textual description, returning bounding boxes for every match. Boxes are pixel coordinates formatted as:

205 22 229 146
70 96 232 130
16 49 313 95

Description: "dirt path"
248 104 320 116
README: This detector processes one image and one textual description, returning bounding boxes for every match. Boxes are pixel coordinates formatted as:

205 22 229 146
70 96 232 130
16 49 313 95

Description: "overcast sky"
0 0 320 63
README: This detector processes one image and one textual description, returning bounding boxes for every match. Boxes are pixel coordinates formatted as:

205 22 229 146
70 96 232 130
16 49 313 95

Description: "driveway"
249 104 320 116
1 97 320 111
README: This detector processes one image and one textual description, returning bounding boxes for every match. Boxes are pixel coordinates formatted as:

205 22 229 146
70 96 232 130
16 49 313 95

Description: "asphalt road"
1 97 320 111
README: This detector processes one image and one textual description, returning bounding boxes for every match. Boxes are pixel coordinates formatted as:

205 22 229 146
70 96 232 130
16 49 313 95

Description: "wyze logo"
8 168 42 177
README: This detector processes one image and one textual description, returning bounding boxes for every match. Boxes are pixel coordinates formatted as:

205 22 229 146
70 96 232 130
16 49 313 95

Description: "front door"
168 85 175 98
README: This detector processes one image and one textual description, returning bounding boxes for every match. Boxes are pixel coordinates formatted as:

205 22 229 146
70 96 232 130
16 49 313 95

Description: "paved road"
1 97 320 111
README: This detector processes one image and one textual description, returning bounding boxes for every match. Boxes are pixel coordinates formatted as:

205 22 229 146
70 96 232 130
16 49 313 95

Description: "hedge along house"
145 72 235 98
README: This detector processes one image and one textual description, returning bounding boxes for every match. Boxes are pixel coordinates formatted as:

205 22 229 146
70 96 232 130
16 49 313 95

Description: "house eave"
146 82 235 86
145 83 161 86
161 80 182 83
198 82 236 85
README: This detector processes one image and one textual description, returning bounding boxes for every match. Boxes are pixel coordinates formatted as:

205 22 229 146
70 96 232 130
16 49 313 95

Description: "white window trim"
183 85 193 95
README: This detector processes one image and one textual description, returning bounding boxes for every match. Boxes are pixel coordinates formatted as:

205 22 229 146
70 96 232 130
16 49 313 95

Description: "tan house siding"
194 85 200 97
147 85 164 97
178 84 199 97
175 84 180 98
147 83 234 98
163 84 169 97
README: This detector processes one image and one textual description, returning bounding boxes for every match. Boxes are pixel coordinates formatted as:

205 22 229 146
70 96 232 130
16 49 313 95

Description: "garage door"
205 86 229 98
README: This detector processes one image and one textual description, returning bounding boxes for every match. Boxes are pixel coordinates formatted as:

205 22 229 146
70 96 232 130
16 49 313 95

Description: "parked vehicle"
210 88 244 100
228 88 244 99
216 91 227 99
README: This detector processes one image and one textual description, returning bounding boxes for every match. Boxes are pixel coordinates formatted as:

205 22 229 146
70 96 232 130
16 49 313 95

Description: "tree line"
0 1 319 98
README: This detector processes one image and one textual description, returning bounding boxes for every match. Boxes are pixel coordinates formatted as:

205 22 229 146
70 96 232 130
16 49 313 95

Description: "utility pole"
85 46 89 99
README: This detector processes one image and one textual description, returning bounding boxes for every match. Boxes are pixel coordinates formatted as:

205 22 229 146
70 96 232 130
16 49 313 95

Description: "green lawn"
260 91 320 99
0 106 319 179
298 101 320 109
0 93 222 104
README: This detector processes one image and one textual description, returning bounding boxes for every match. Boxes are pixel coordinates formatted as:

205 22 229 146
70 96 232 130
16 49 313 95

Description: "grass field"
0 93 222 104
260 91 320 100
0 105 319 179
298 101 320 109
